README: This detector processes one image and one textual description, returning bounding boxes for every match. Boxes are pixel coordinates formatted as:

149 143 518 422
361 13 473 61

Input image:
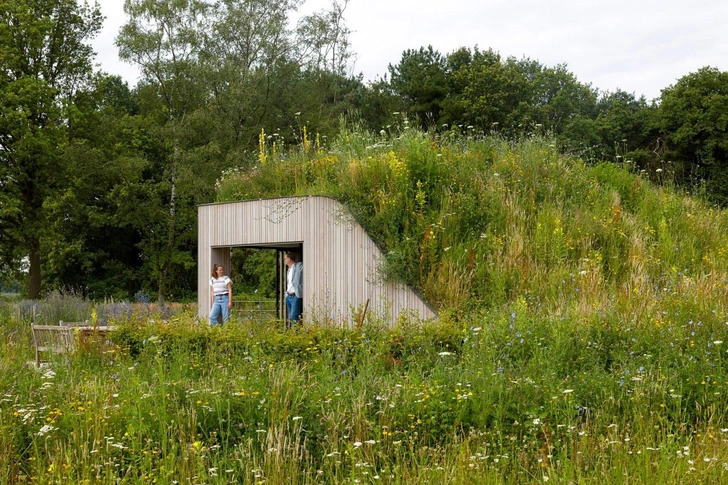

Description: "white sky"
92 0 728 101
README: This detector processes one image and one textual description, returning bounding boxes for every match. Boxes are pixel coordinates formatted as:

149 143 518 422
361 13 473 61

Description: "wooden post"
355 298 370 331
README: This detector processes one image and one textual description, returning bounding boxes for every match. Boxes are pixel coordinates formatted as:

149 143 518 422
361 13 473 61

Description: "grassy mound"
218 124 728 322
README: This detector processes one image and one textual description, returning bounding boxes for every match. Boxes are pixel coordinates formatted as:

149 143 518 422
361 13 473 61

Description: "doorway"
229 244 302 321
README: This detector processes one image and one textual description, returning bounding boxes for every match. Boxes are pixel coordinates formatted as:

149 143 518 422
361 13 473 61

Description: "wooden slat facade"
198 196 437 326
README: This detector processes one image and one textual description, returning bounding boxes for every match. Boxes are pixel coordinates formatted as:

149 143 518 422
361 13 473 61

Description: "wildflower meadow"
2 125 728 483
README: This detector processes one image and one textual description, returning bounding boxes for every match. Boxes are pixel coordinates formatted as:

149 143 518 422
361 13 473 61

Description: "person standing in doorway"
285 252 303 327
209 263 233 325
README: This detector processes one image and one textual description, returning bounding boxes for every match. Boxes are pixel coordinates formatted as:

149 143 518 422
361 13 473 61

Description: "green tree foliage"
445 47 530 132
198 0 301 149
196 0 359 150
388 46 449 126
0 0 102 298
44 74 145 298
358 77 402 132
383 46 601 138
117 0 215 304
110 0 358 302
593 90 661 167
296 0 352 76
659 67 728 204
230 248 276 297
512 58 598 133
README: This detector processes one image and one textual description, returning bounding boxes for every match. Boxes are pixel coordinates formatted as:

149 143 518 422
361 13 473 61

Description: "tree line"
2 0 727 301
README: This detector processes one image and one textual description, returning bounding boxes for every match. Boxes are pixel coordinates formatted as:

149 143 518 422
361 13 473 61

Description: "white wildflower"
37 424 56 436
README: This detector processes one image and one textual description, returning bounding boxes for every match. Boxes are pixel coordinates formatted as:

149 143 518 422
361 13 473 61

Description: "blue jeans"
209 294 230 325
286 294 302 327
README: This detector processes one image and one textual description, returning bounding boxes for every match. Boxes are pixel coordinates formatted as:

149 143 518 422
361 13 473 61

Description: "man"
284 251 303 327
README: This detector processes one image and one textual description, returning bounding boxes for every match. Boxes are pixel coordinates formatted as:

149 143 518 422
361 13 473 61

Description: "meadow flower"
37 424 56 436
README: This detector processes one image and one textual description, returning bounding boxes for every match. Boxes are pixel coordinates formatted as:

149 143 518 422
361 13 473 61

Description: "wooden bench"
59 320 90 327
31 324 76 367
77 325 115 351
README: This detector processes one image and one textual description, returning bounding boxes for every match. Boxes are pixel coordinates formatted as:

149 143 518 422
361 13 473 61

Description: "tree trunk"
157 137 179 308
28 241 42 299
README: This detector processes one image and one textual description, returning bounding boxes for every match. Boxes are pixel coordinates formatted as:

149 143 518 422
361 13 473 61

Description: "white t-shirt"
210 276 232 296
287 266 294 294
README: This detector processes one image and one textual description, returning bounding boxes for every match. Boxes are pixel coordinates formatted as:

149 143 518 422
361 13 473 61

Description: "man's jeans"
286 294 302 327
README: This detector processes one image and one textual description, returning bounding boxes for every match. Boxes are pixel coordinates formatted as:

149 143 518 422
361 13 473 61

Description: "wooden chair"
31 324 76 367
59 320 90 327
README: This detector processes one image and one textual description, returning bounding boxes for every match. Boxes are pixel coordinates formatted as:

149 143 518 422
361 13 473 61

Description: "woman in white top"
209 263 233 325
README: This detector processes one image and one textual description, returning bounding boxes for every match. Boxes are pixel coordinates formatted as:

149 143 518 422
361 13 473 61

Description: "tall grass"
1 312 727 483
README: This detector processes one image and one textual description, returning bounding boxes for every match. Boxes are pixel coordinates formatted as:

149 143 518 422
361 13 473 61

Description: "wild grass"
1 310 727 483
2 125 728 483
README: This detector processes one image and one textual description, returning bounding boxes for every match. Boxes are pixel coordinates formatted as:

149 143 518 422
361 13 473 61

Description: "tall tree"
388 46 449 126
511 58 598 133
116 0 358 303
117 0 210 304
445 47 529 132
199 0 302 149
44 73 151 299
200 0 356 150
0 0 102 298
592 89 659 167
293 0 358 134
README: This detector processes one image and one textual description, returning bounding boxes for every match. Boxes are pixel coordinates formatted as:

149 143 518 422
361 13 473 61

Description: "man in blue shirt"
284 252 303 327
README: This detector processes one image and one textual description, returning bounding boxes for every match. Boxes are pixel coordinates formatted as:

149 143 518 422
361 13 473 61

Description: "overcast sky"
92 0 728 101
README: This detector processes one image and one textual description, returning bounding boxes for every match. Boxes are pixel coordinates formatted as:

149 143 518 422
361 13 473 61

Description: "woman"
209 263 233 325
